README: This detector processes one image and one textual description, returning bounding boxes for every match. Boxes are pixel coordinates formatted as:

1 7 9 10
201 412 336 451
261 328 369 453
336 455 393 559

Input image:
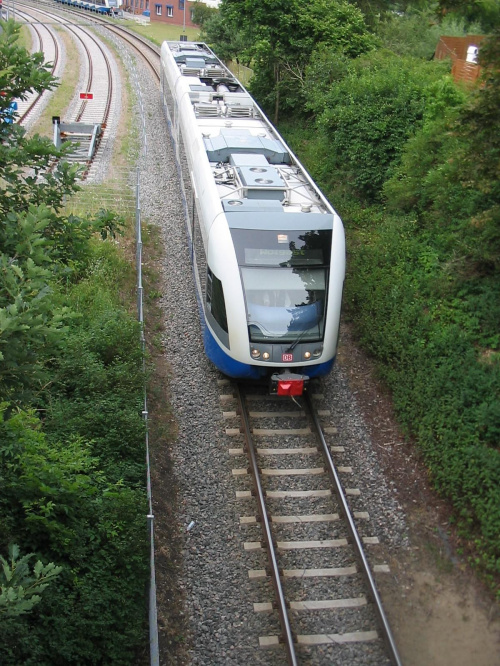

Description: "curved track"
15 0 160 178
17 3 115 129
13 7 61 126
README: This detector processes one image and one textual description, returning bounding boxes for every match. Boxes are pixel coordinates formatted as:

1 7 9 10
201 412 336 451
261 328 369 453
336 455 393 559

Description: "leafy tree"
384 27 500 272
346 0 397 26
201 9 250 62
0 21 124 404
0 407 148 664
382 75 469 212
217 0 375 121
0 544 62 617
374 4 484 59
191 0 217 26
0 21 76 402
0 21 81 217
436 0 500 31
315 51 450 201
0 18 149 664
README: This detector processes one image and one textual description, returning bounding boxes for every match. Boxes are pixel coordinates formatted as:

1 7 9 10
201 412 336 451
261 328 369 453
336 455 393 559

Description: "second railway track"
222 380 402 665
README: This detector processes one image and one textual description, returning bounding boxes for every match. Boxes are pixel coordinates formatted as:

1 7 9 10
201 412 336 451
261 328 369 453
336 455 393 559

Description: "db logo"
282 353 293 362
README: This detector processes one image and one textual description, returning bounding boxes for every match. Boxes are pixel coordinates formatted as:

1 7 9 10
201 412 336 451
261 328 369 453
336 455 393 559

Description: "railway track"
19 4 116 125
7 7 409 662
16 2 117 170
24 0 161 81
16 0 160 179
223 380 402 665
13 8 61 126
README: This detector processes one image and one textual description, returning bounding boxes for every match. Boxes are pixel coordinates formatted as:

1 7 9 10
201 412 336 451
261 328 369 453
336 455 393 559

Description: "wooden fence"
434 35 485 85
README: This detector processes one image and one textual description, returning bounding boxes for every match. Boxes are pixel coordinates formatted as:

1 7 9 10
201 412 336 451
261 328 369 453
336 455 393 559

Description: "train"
160 41 345 396
53 0 119 15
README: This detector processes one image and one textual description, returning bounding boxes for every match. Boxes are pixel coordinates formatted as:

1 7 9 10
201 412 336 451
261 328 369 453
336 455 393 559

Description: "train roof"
163 41 337 228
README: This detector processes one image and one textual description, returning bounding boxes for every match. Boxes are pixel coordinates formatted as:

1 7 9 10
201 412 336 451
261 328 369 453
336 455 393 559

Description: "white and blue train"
53 0 118 15
160 41 345 395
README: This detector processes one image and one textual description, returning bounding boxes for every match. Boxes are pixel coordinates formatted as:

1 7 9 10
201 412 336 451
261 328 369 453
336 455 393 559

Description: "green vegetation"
120 19 200 45
208 1 500 593
1 544 63 618
30 29 82 139
203 0 375 122
0 19 148 663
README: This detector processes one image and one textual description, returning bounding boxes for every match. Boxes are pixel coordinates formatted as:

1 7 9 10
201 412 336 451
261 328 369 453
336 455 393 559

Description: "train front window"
231 228 332 267
240 266 327 343
231 228 331 344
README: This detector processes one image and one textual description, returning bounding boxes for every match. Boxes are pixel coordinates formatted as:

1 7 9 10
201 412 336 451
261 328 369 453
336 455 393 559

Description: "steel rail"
24 1 161 83
235 382 298 666
14 9 60 125
17 3 113 127
304 391 403 666
73 27 112 127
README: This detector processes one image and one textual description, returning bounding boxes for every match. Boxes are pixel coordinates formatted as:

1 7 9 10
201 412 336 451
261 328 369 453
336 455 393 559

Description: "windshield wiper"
286 328 311 353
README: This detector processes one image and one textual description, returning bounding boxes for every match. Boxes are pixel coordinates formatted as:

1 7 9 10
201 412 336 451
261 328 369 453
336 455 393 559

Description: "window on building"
167 5 173 17
155 3 161 15
179 0 184 8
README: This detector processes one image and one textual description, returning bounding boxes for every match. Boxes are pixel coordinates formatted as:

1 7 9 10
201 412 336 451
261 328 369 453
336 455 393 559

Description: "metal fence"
67 165 159 664
72 34 158 662
135 167 160 666
226 59 253 86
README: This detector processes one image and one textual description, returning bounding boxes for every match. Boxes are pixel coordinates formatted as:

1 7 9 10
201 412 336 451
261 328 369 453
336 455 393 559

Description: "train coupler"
269 371 309 397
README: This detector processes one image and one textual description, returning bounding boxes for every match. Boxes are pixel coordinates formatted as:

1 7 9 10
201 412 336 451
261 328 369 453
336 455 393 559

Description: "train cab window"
207 268 228 333
231 228 332 344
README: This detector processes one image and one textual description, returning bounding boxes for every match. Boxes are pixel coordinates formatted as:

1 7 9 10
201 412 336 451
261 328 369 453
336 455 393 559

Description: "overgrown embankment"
0 236 150 665
0 20 149 663
280 36 500 593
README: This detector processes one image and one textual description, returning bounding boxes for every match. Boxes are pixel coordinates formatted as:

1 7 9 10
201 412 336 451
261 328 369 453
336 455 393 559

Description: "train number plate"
282 353 293 363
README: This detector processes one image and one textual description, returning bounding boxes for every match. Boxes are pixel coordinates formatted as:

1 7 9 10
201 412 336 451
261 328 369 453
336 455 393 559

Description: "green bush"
313 52 450 201
0 399 148 664
343 207 500 583
0 230 149 663
280 108 500 588
374 9 483 59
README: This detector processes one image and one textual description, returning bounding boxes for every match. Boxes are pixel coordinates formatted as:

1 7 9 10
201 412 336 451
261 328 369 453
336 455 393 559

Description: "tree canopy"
205 0 375 121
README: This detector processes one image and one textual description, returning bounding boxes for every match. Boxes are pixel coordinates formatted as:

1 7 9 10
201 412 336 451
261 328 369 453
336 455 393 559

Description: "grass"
29 29 81 139
18 23 31 51
118 19 200 46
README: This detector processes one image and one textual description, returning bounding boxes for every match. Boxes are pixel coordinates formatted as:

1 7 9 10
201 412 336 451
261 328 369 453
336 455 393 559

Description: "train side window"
207 268 228 333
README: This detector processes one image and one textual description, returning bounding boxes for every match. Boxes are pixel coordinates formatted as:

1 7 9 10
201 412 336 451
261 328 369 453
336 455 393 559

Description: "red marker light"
277 379 304 396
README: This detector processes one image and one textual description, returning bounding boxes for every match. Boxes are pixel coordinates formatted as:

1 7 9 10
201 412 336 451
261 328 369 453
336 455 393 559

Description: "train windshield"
231 229 331 343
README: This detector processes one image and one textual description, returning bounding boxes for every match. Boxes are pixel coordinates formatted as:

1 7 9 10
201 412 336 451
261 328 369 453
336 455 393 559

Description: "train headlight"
262 352 270 360
251 348 261 359
304 351 312 360
312 348 322 358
